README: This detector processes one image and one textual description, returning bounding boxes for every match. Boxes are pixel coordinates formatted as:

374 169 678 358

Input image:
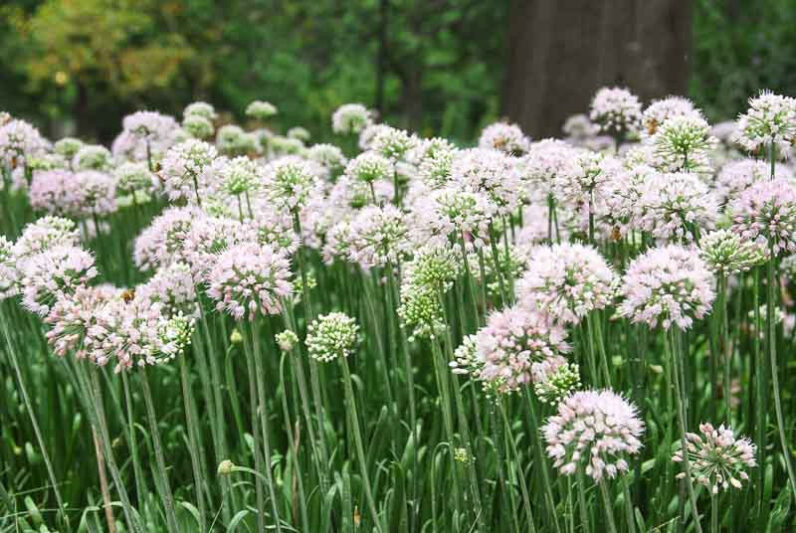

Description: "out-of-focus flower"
20 245 97 316
730 178 796 255
160 139 217 202
72 145 112 171
0 119 47 167
306 144 347 177
245 100 278 121
114 161 157 195
216 125 258 156
641 96 700 136
673 422 756 494
589 87 642 139
53 138 84 159
207 242 292 320
182 114 215 139
306 312 359 362
287 127 311 142
332 103 372 135
72 171 117 216
734 91 796 156
517 243 616 324
0 236 19 300
562 114 600 141
276 329 299 353
618 244 715 330
478 122 530 156
543 389 644 480
184 102 217 121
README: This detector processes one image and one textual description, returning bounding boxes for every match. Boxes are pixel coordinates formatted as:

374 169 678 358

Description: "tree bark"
503 0 692 138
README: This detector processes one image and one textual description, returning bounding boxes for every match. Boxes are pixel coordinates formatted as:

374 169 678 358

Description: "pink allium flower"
0 235 18 300
29 169 75 215
730 178 796 255
478 122 530 156
207 242 292 320
0 119 47 166
641 96 700 135
44 285 117 359
450 148 521 215
618 244 715 330
517 243 616 324
733 91 796 156
261 156 322 212
474 306 571 394
160 139 218 202
715 158 794 205
123 111 180 143
13 216 80 262
673 422 756 494
410 185 496 252
542 389 644 480
589 87 642 138
369 125 416 161
248 204 298 253
635 172 718 243
136 262 199 318
553 150 621 207
344 151 393 184
182 215 254 280
20 245 98 316
72 171 117 216
322 219 355 265
114 161 158 194
595 164 654 237
133 207 200 271
562 114 600 141
520 139 580 201
349 204 411 268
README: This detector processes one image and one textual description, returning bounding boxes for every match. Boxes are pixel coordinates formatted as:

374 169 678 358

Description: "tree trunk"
503 0 692 138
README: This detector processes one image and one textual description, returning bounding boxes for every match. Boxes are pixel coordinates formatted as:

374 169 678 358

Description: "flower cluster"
306 312 359 362
589 87 642 139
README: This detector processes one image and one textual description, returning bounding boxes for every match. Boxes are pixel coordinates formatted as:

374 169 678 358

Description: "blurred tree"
503 0 692 138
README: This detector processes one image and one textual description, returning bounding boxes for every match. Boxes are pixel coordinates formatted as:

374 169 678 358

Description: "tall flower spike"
542 389 644 480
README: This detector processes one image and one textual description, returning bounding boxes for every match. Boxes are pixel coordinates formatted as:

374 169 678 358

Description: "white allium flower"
306 144 347 176
641 96 700 136
714 158 794 204
246 100 278 120
114 161 157 194
287 126 311 142
349 204 411 268
699 229 767 275
53 138 84 159
218 156 260 197
72 145 112 171
13 216 80 262
410 186 495 251
734 91 796 156
521 139 580 200
730 178 796 255
0 236 19 300
450 148 521 215
306 312 359 362
345 151 393 184
20 245 98 316
160 139 218 202
261 156 322 212
332 103 372 135
216 125 258 156
370 126 415 161
651 114 717 173
182 115 215 139
590 87 643 139
478 122 530 156
183 101 217 121
562 114 599 140
553 150 621 207
0 119 47 166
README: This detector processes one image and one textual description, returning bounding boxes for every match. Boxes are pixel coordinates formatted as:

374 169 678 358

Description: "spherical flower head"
13 216 80 261
450 148 521 214
699 229 767 276
246 100 278 121
711 121 739 145
730 178 796 255
306 143 347 176
136 262 198 318
478 122 530 156
0 236 19 300
635 172 719 243
72 171 118 216
651 114 717 172
123 111 178 142
216 125 258 156
414 142 455 189
306 312 359 362
345 151 393 184
332 103 372 135
521 139 580 198
734 91 796 155
207 242 292 320
43 285 116 359
183 215 254 280
413 186 495 250
642 96 699 136
715 158 793 204
553 150 620 206
269 136 306 157
184 101 217 121
349 204 411 268
219 156 260 196
673 422 756 493
29 169 73 215
475 306 571 394
161 139 217 202
0 119 47 165
398 282 446 341
115 161 156 194
563 114 599 140
20 245 98 316
543 389 644 480
287 126 311 142
618 244 715 330
517 243 616 325
72 145 112 171
260 157 319 212
534 362 581 405
276 329 299 353
134 207 200 271
403 246 459 292
370 126 415 161
53 137 84 159
182 114 215 139
589 87 642 138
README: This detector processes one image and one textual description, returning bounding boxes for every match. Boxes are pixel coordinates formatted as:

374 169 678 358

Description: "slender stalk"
179 355 207 532
599 479 618 533
711 491 718 533
576 467 590 532
241 321 267 532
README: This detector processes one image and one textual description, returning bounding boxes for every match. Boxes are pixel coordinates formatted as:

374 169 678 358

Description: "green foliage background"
0 0 793 143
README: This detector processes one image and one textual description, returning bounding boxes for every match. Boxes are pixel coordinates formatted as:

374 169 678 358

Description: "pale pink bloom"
618 244 715 330
478 122 530 156
715 158 794 204
20 245 98 316
182 215 254 280
0 235 19 300
136 262 199 318
44 285 117 358
730 178 796 255
641 96 701 137
450 148 522 215
13 216 80 262
160 139 218 202
349 204 411 268
733 91 796 156
520 139 580 201
0 119 47 167
29 169 76 215
261 156 323 212
134 207 201 271
542 389 644 480
589 87 642 138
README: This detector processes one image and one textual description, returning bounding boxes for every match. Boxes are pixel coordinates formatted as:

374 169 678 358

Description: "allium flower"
412 186 495 251
478 122 530 156
276 329 299 353
114 161 157 194
269 136 305 157
730 178 796 255
72 145 112 171
0 236 18 300
134 207 200 271
562 114 599 141
182 115 215 139
517 243 616 324
218 156 260 197
618 244 715 330
673 423 756 494
534 362 581 405
595 164 653 237
183 215 254 279
370 126 415 161
589 87 643 139
542 389 644 480
734 91 796 156
248 203 298 252
345 151 393 184
521 139 580 200
474 306 571 394
136 262 198 318
332 103 372 135
0 119 47 167
184 102 217 121
651 115 717 172
13 216 80 261
635 172 719 243
123 111 179 144
450 148 521 214
287 127 311 142
71 171 117 216
160 139 217 202
414 142 455 188
553 150 621 207
398 282 446 341
207 242 292 320
699 229 767 275
349 204 411 268
711 121 739 145
322 219 355 264
20 245 98 316
306 312 359 362
714 158 793 204
641 96 700 136
262 157 321 212
44 285 116 359
306 144 347 176
245 100 278 120
216 125 258 156
403 246 459 292
29 169 74 215
53 138 84 159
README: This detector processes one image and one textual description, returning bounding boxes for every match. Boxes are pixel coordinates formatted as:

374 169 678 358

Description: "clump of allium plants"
1 87 795 533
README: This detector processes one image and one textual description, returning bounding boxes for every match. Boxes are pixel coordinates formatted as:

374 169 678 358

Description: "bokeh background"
0 0 794 144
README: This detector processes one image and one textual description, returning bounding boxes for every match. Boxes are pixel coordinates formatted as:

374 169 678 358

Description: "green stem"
599 479 617 533
179 355 207 532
